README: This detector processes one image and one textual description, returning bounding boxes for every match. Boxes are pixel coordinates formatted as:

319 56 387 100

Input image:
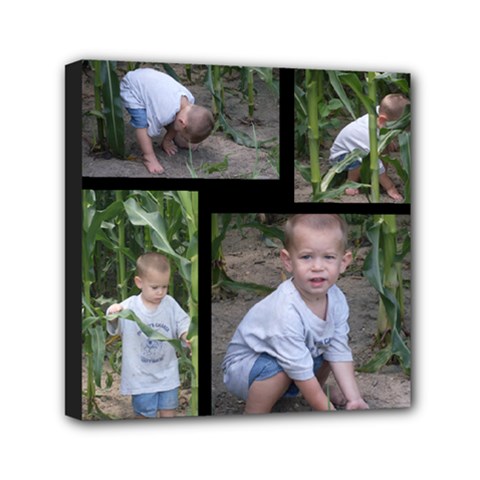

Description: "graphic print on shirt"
139 322 171 364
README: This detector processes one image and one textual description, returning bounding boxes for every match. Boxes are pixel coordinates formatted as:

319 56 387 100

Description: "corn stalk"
82 190 198 418
305 69 321 198
87 61 125 158
367 72 380 202
361 215 410 374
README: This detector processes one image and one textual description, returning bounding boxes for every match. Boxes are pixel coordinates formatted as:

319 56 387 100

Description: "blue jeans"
131 388 179 417
331 153 362 171
248 353 324 398
126 107 148 129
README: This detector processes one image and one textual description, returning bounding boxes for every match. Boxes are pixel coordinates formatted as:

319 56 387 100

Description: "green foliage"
360 215 411 375
87 61 125 158
295 69 411 202
82 190 198 418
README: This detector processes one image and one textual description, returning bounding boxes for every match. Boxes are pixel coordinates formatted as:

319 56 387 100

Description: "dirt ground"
81 219 411 420
212 222 411 415
81 355 192 420
294 120 407 203
81 63 279 179
294 162 406 203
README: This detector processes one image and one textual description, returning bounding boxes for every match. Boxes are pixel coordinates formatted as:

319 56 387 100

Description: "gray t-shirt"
222 278 353 401
120 68 195 138
329 108 385 174
107 294 190 395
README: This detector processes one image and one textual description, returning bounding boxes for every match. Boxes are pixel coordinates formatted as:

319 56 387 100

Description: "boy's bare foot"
386 187 403 202
345 187 359 196
142 154 165 174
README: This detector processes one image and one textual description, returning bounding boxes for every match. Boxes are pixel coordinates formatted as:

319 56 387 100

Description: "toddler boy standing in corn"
329 93 410 201
120 68 214 174
106 253 191 418
222 214 368 414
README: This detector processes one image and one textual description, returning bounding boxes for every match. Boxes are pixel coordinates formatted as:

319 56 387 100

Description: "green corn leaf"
340 72 375 115
91 324 106 387
378 129 402 154
84 200 124 258
320 149 367 192
100 61 125 158
357 345 393 373
217 278 274 296
363 221 383 293
327 71 357 120
123 197 191 281
110 309 191 361
312 182 369 202
294 160 311 183
161 63 181 82
200 156 229 174
391 328 411 374
381 155 409 184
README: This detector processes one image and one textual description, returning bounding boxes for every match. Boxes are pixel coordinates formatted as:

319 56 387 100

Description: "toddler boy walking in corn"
222 214 368 413
106 253 190 418
120 68 214 174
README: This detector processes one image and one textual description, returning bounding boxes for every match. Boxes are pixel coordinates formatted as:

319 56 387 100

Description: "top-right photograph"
294 70 411 204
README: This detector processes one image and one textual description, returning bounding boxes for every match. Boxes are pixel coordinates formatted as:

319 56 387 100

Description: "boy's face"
134 269 170 309
280 224 352 302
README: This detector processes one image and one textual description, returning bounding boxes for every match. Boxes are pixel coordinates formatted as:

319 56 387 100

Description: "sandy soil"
211 221 411 416
81 353 192 420
294 114 407 203
81 63 279 179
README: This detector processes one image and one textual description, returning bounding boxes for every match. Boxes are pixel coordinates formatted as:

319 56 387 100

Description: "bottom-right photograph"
211 213 411 415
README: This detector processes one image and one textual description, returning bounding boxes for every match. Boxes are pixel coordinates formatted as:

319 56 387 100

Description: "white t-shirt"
329 109 385 174
107 294 190 395
222 278 353 401
120 68 195 138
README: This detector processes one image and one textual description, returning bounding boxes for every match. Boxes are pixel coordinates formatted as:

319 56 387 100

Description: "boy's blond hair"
186 105 215 143
136 252 170 277
284 214 349 252
379 93 410 121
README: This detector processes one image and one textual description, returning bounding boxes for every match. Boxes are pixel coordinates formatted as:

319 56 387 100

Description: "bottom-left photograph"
81 189 198 420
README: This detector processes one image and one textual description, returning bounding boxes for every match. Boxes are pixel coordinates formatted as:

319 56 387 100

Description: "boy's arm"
329 361 369 410
295 377 336 411
106 303 123 334
179 331 191 349
161 124 178 156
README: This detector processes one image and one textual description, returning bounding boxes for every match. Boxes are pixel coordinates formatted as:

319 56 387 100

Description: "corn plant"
86 61 125 158
211 213 282 296
378 109 412 202
295 70 368 202
360 215 411 374
296 70 410 202
205 65 278 148
305 69 322 197
82 190 198 418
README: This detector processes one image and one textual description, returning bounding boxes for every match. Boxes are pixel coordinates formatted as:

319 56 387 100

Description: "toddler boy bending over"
329 93 410 201
222 214 368 413
120 68 214 174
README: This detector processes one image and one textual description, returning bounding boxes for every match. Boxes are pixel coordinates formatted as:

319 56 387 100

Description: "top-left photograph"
80 61 280 179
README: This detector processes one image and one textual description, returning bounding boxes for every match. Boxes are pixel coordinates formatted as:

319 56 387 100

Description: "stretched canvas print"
66 60 411 420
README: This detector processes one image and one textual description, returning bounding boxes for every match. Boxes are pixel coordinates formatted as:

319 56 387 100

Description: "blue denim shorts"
126 107 148 129
331 153 362 171
131 388 179 417
248 353 324 398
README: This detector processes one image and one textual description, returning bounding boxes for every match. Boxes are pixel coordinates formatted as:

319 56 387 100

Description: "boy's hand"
345 398 369 410
107 304 123 315
180 333 191 351
161 137 178 156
